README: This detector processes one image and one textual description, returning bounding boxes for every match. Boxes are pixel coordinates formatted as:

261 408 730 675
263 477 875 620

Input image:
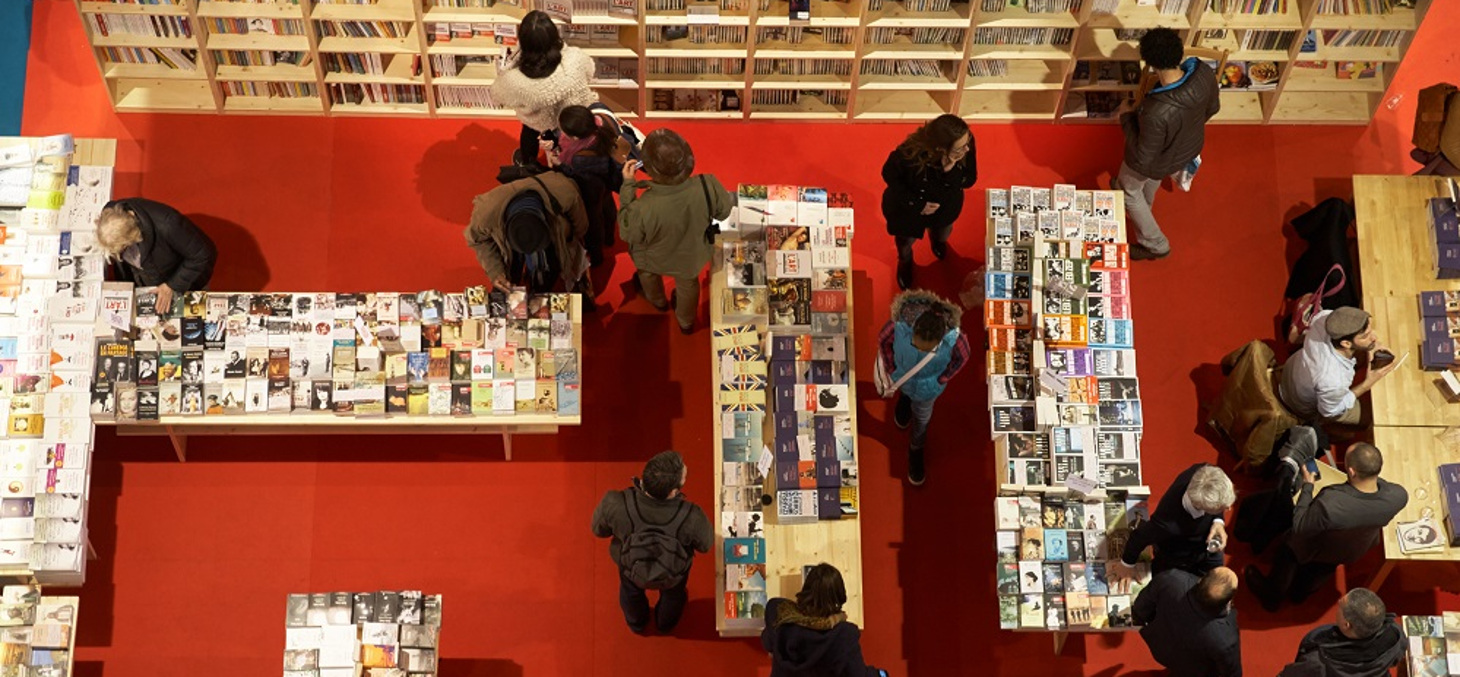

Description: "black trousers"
519 124 542 164
1266 544 1340 603
619 565 690 632
894 224 953 265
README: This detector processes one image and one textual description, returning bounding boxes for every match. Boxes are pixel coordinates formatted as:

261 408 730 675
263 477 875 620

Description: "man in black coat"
1113 462 1236 581
1115 27 1220 261
97 198 217 314
1277 588 1405 677
1132 566 1243 677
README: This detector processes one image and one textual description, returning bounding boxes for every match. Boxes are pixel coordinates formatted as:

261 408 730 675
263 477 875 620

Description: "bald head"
1346 443 1383 480
1194 567 1237 615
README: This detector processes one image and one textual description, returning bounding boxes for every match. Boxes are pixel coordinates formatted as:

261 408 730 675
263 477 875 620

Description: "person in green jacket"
619 128 734 334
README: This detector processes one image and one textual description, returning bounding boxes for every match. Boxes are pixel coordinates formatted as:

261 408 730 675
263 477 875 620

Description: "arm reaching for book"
159 212 218 293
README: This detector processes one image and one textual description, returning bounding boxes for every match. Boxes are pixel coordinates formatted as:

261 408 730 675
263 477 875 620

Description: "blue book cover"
1439 244 1460 277
1421 291 1451 318
557 381 579 416
1044 529 1069 562
1432 198 1460 244
1423 336 1456 370
724 538 765 565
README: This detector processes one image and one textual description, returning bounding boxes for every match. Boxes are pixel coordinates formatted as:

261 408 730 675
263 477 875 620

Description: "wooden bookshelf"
72 0 1433 123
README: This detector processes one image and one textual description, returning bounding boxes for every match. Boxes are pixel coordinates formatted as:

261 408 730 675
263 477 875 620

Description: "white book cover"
36 518 81 544
810 247 849 270
772 250 812 279
319 625 356 668
34 494 82 520
33 542 81 571
492 379 516 414
42 392 88 420
0 518 35 541
285 627 324 651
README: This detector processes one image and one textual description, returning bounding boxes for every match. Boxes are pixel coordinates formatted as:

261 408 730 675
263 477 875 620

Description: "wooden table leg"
1368 560 1396 591
504 432 513 462
1052 630 1068 655
166 426 187 463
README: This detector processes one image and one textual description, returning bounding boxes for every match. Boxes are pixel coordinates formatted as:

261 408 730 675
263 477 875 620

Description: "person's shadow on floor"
415 125 518 225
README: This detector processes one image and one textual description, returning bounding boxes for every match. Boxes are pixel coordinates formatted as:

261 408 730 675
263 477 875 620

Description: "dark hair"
796 563 847 617
1329 319 1370 349
913 309 949 343
897 114 970 172
1347 443 1383 479
1340 588 1386 638
641 450 685 499
643 128 694 185
517 11 563 79
1138 28 1185 70
1192 569 1236 616
559 105 617 157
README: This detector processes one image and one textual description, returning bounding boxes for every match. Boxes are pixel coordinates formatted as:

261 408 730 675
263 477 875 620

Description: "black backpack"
620 490 693 590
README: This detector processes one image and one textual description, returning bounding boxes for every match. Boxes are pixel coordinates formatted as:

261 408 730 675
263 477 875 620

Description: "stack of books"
0 135 111 585
985 184 1143 492
1441 462 1460 547
995 493 1152 630
284 590 442 677
1401 613 1460 677
1431 187 1460 279
89 287 583 420
0 587 76 674
1418 290 1460 369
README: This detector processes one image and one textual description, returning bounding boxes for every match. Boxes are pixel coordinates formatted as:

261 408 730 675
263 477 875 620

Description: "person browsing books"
1111 463 1235 581
1279 307 1397 426
1276 588 1405 677
762 563 888 677
1244 442 1407 612
490 11 598 171
1131 567 1243 677
552 104 641 266
876 290 972 486
618 129 734 334
1114 27 1219 260
590 451 712 635
880 114 977 290
463 172 596 308
96 198 218 314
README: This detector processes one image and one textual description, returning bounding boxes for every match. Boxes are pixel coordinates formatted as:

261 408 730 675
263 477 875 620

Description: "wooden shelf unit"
73 0 1433 123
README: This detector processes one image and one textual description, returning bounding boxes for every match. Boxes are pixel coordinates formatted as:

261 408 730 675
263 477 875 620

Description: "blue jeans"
901 394 937 452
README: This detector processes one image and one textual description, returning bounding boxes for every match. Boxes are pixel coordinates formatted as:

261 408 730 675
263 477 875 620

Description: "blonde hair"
96 206 142 260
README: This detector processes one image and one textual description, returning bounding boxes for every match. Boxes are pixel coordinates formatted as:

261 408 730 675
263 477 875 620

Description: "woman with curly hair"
880 114 977 290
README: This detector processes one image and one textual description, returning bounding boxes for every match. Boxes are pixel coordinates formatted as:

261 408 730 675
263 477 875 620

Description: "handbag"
874 340 944 399
1286 263 1346 344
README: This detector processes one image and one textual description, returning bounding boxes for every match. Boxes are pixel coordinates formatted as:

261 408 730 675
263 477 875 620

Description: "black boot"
896 261 913 291
908 447 925 486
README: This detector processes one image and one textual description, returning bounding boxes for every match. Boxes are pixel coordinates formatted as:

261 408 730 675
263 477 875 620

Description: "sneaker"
1130 243 1170 261
678 323 694 335
894 396 912 429
1243 565 1281 613
896 262 913 291
908 447 926 486
931 240 948 260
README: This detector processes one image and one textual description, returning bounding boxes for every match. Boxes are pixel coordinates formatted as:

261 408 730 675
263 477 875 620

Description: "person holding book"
490 10 597 171
618 129 734 335
464 171 596 308
96 198 218 314
1131 566 1243 677
1114 27 1220 260
1244 443 1407 612
1279 307 1398 425
880 114 978 290
1111 463 1235 581
590 451 713 635
761 563 887 677
876 290 972 486
553 104 640 266
1276 588 1405 677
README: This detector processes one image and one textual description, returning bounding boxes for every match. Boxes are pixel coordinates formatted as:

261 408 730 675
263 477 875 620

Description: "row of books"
966 59 1009 77
85 13 193 38
0 589 76 675
1428 186 1460 278
221 81 320 98
315 20 412 39
211 49 310 68
89 287 582 420
649 88 741 112
981 0 1078 12
1228 28 1300 51
646 25 748 44
284 591 442 677
755 58 852 77
717 329 770 628
329 82 428 105
322 52 417 77
435 84 506 109
430 53 496 78
973 27 1075 47
866 27 964 45
758 27 854 45
1320 28 1406 48
860 59 948 79
1419 291 1460 370
643 0 759 11
647 57 745 76
1315 0 1415 13
1071 61 1142 88
749 90 848 106
97 46 198 71
995 493 1153 631
591 58 641 86
1157 0 1193 14
428 21 520 44
1209 0 1287 12
205 17 307 36
0 135 113 585
1403 613 1460 677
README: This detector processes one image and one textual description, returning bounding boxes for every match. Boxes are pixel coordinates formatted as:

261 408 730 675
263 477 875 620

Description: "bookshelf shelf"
71 0 1434 123
223 94 325 114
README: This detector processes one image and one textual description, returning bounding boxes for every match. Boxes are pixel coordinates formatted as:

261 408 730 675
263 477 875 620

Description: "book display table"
1400 611 1460 676
708 186 863 637
982 183 1154 651
91 287 584 461
285 589 442 676
1352 176 1460 590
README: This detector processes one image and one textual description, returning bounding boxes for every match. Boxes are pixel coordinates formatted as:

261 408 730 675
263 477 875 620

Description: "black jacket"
1278 618 1406 677
1132 569 1243 677
880 145 978 238
761 598 880 677
1121 58 1220 180
106 198 217 291
1122 463 1222 573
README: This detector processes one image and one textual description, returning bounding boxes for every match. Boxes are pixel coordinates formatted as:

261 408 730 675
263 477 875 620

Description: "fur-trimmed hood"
889 289 963 329
489 46 599 132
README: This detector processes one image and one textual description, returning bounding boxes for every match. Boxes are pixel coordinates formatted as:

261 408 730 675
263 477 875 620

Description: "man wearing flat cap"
1280 306 1397 424
465 172 595 305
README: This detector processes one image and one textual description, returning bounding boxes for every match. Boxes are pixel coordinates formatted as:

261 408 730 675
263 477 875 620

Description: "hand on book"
490 275 511 292
1107 560 1136 584
156 284 175 315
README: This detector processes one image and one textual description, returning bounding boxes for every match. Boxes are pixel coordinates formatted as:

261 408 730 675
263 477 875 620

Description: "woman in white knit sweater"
489 11 598 169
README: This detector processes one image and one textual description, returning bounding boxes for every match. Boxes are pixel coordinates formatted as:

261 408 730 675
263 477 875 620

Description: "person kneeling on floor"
876 290 971 486
463 171 597 309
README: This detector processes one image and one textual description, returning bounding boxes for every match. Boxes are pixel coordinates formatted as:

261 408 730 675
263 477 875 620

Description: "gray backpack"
620 490 693 590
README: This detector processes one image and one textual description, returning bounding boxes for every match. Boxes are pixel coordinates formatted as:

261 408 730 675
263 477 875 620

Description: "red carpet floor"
20 0 1460 674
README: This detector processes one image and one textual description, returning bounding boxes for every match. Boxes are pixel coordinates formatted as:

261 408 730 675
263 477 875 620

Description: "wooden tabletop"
1374 426 1460 562
1354 175 1460 427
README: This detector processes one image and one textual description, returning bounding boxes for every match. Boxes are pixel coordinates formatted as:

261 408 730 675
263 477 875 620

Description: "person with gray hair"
1112 463 1236 581
1277 588 1405 677
1246 442 1407 612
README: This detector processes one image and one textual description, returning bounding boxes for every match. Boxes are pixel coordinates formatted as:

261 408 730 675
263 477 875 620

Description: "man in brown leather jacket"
1116 28 1220 261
